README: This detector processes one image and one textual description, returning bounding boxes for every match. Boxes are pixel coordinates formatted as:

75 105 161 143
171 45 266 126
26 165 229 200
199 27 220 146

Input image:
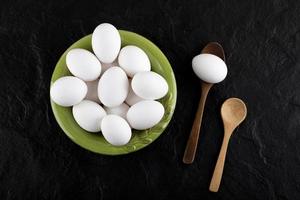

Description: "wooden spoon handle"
183 82 212 164
209 132 231 192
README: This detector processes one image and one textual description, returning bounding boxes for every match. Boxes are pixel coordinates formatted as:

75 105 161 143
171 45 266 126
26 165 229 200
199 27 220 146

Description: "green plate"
50 30 177 155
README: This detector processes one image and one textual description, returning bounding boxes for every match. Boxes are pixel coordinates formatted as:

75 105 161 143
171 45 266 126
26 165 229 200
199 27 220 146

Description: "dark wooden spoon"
183 42 225 164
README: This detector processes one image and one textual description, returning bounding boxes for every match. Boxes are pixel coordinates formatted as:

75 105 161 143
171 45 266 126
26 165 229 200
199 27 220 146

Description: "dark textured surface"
0 0 300 199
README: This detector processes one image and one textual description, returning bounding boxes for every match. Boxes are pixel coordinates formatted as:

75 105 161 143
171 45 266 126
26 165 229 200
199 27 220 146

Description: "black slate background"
1 0 300 199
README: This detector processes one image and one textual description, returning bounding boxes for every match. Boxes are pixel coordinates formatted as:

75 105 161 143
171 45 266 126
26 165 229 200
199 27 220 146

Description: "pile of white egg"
50 23 168 146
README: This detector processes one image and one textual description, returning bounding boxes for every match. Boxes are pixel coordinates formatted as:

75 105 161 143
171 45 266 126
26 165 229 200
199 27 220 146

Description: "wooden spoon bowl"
221 98 247 127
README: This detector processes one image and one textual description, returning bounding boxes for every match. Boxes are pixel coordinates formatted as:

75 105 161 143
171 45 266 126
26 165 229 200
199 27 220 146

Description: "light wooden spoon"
183 42 225 164
209 98 247 192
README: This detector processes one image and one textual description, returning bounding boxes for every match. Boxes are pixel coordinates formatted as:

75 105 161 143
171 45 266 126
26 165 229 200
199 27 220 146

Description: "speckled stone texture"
0 0 300 199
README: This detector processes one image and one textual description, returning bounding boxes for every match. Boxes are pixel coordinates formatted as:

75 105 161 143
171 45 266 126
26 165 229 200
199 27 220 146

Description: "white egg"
132 71 168 100
85 79 101 104
104 103 129 119
66 48 102 81
50 76 87 107
127 100 165 130
98 67 129 107
101 114 132 146
101 60 118 75
125 80 144 106
192 53 227 83
118 45 151 77
72 100 106 132
92 23 121 63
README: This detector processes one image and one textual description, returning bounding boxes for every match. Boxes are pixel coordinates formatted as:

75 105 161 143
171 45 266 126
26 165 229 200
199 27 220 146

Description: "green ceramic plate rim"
50 30 177 155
